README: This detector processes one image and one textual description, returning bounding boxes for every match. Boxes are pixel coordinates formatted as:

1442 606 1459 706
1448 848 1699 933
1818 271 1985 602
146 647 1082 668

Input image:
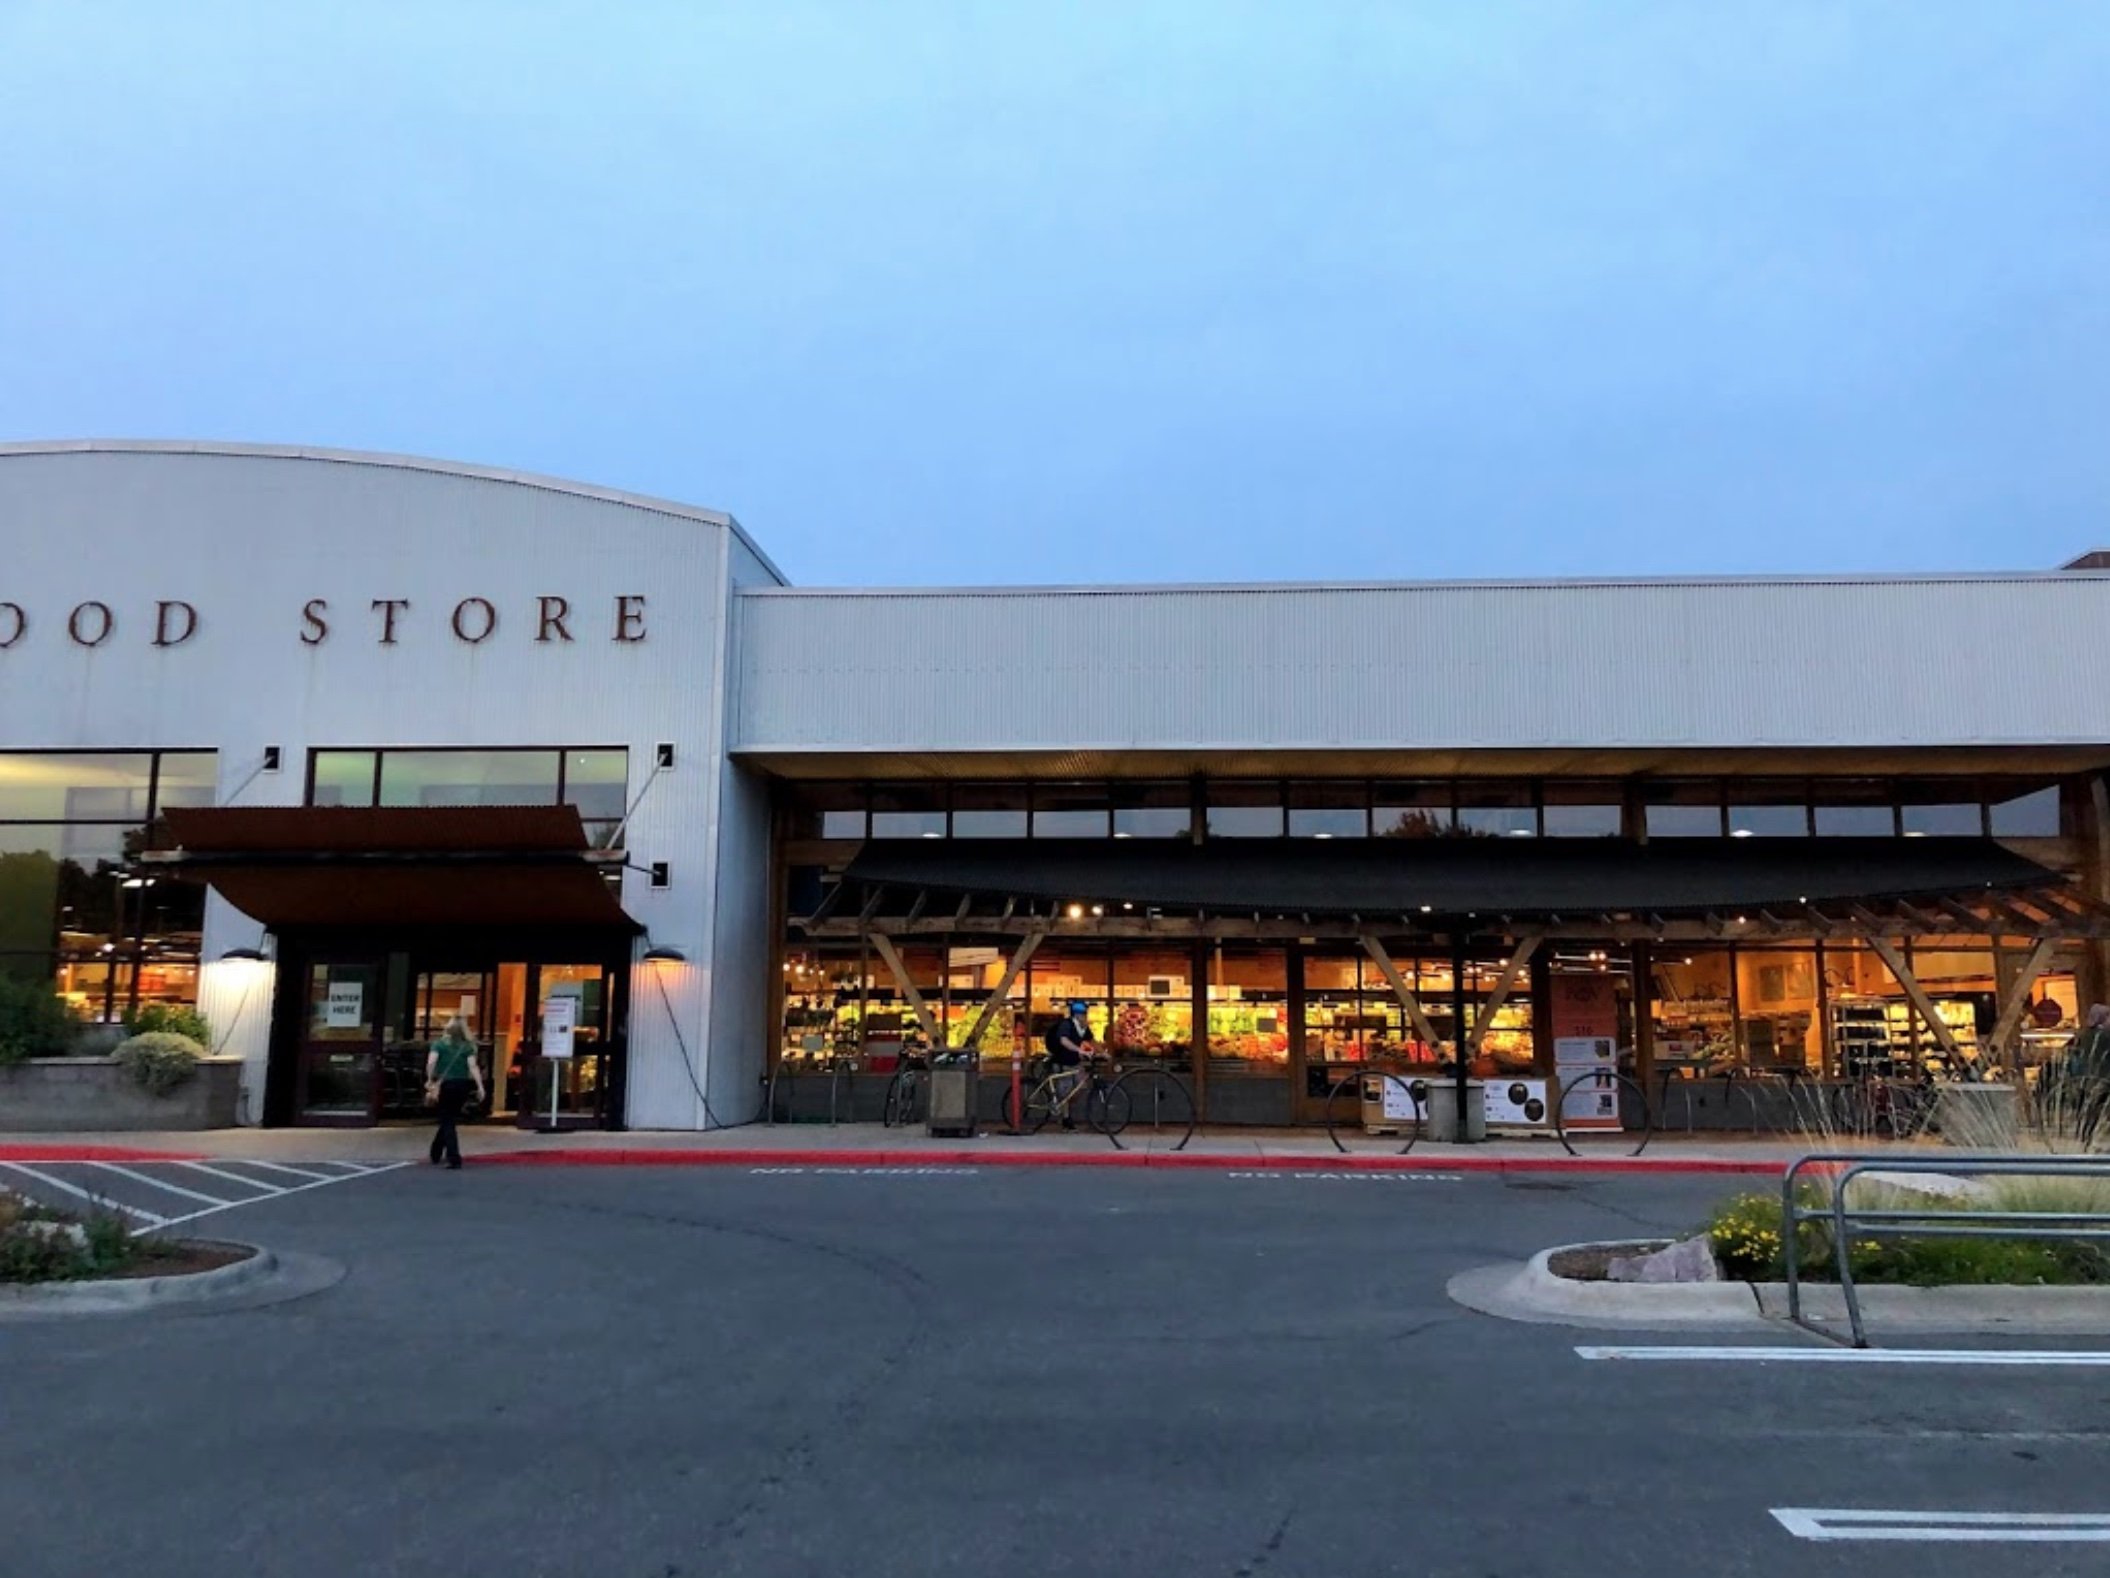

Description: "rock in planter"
1607 1234 1720 1284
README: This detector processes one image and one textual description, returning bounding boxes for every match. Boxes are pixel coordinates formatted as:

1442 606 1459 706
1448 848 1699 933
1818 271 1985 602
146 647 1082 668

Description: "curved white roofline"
0 438 788 585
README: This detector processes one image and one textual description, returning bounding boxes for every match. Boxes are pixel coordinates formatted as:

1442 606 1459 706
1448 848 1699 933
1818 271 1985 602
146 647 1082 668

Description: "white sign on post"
541 997 578 1060
323 983 364 1030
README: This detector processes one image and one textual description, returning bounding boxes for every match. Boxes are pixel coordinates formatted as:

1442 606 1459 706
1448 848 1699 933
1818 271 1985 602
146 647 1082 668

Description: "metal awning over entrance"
810 836 2110 943
146 805 639 930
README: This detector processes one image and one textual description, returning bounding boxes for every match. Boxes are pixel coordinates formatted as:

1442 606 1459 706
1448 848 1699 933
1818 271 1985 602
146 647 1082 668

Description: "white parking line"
230 1160 343 1182
1577 1346 2110 1367
1773 1509 2110 1543
173 1161 284 1193
142 1161 412 1236
0 1162 168 1225
88 1162 234 1206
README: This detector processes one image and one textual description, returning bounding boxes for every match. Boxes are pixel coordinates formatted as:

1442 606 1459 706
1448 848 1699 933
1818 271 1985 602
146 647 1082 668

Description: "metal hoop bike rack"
1553 1069 1654 1158
1324 1068 1426 1156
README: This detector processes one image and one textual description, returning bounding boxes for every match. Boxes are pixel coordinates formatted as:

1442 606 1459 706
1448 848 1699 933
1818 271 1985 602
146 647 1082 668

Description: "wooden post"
1866 936 1964 1063
1986 936 2060 1074
868 931 942 1046
1361 935 1444 1055
960 929 1045 1051
1467 936 1542 1055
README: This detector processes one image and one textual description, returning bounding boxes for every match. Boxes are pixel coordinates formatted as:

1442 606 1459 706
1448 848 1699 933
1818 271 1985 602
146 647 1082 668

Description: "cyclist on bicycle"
1046 1000 1100 1129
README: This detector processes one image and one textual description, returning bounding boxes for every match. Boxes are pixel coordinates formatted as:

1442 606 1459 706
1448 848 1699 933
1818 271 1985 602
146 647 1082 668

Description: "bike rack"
1102 1066 1198 1152
1553 1069 1654 1158
1323 1069 1425 1156
1781 1151 2110 1347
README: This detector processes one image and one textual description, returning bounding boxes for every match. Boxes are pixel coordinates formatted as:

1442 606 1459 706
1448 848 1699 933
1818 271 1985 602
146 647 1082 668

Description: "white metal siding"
0 446 757 1129
734 580 2110 753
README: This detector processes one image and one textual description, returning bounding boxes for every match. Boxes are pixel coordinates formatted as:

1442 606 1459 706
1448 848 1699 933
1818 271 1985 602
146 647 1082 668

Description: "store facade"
6 441 2110 1130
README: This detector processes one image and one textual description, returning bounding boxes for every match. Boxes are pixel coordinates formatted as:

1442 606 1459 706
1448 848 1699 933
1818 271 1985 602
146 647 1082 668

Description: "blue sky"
2 2 2105 585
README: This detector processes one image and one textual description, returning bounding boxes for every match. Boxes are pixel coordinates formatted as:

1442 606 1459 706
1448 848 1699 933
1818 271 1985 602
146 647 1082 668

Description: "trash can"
1423 1079 1487 1143
926 1052 979 1138
1938 1082 2019 1148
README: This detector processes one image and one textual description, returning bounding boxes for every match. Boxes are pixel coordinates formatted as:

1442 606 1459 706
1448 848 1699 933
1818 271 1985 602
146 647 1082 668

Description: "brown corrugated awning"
149 805 639 930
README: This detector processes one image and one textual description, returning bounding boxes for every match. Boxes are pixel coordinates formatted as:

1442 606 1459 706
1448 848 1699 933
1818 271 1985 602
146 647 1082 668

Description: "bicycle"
1012 1053 1130 1135
1827 1070 1940 1141
880 1043 933 1128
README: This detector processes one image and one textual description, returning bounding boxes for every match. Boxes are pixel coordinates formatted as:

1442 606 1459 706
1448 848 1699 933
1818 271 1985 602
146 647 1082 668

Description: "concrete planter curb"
0 1241 273 1316
1450 1238 2110 1336
0 1056 243 1132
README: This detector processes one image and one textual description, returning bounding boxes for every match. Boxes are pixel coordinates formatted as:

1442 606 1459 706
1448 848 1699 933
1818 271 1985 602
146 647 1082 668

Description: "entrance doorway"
270 937 628 1128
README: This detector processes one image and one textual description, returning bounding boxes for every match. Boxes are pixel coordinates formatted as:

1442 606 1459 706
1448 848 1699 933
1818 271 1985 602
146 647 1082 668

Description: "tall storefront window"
1733 948 1822 1069
0 751 215 1021
1107 948 1195 1068
1652 950 1736 1066
308 748 627 844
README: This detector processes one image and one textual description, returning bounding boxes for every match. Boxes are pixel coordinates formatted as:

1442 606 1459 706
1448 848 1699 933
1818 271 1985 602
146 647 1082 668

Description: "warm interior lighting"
1065 903 1084 919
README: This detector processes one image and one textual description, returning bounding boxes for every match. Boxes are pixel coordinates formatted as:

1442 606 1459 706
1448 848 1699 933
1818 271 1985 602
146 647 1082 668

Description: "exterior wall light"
642 944 687 965
218 947 270 963
1065 903 1084 919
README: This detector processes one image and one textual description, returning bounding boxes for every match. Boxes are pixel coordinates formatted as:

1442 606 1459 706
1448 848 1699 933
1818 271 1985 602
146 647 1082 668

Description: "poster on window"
541 996 578 1060
1484 1078 1551 1130
323 983 364 1030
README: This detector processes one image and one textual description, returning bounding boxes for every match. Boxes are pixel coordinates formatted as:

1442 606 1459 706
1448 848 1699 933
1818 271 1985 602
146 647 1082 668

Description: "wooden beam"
1468 936 1542 1054
1986 936 2060 1072
868 930 942 1045
902 890 929 926
1360 935 1445 1056
1865 936 1963 1062
952 894 972 925
959 928 1046 1052
801 878 847 928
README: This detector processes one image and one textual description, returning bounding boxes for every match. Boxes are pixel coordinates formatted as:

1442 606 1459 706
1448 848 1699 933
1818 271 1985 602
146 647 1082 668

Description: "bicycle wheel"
1090 1081 1133 1137
881 1070 920 1128
1022 1076 1064 1134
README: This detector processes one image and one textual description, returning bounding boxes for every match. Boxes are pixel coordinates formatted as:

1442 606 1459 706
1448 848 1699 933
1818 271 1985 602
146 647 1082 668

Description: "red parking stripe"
0 1144 207 1163
478 1146 1783 1175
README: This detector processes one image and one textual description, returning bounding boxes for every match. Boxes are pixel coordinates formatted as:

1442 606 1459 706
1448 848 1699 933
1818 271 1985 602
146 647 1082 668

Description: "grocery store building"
5 441 2110 1131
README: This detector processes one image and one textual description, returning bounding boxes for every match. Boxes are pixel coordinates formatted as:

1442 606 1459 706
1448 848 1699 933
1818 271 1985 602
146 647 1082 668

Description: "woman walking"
426 1017 487 1169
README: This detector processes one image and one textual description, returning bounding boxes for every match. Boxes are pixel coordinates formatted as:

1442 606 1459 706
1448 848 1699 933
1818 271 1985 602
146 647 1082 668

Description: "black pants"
431 1078 476 1166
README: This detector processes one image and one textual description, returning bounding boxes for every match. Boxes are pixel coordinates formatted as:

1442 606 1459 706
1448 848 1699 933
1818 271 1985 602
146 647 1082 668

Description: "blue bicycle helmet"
1069 1000 1091 1015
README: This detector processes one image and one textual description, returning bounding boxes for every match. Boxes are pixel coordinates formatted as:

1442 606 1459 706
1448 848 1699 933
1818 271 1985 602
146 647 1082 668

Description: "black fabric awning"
840 836 2074 920
148 805 639 931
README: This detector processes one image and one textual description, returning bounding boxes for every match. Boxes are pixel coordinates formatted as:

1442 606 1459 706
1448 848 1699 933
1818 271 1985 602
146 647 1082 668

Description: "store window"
870 785 946 839
0 751 216 1022
563 750 629 845
1733 948 1821 1070
1651 950 1737 1067
1034 784 1111 838
1812 780 1897 837
1203 945 1289 1075
1726 780 1809 838
1108 948 1195 1069
1457 783 1536 838
1641 781 1723 838
1897 779 1985 837
1286 783 1367 839
780 784 867 841
380 749 564 808
1028 945 1112 1053
1542 782 1623 838
1205 783 1284 839
1113 782 1192 840
951 784 1029 839
1373 782 1452 838
940 943 1028 1057
1987 781 2062 838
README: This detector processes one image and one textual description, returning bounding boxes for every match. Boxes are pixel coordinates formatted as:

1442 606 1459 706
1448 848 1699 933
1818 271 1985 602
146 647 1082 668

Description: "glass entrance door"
518 963 614 1128
298 958 386 1125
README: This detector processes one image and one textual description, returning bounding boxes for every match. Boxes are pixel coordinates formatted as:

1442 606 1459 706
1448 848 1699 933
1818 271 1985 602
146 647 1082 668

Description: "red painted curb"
0 1144 208 1163
476 1146 1786 1176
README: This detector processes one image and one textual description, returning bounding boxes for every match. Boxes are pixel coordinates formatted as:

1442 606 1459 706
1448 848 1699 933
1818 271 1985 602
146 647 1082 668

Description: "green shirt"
430 1037 477 1082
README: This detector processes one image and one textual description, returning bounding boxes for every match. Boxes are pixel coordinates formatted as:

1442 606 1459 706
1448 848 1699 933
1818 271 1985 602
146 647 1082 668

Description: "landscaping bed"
0 1190 253 1287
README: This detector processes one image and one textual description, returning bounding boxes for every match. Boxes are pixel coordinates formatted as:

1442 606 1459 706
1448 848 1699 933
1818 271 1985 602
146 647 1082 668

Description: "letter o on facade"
67 601 114 647
450 597 497 644
0 603 24 649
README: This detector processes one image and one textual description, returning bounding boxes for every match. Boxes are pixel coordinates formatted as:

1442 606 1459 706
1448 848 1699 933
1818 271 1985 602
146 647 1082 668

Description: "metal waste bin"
926 1051 979 1138
1423 1079 1487 1144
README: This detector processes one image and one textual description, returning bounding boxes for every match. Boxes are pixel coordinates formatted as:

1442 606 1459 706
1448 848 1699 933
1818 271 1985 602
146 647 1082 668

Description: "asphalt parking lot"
5 1163 2108 1577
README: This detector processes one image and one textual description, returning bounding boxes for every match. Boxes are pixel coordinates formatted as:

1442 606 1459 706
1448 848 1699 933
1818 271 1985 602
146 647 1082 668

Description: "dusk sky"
3 2 2105 586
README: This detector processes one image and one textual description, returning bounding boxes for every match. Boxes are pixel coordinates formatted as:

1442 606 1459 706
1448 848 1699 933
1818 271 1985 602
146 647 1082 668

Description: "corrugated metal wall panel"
734 580 2110 752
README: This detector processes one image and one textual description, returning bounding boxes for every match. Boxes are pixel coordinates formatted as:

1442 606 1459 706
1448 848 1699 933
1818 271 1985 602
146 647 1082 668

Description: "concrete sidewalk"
0 1122 1871 1173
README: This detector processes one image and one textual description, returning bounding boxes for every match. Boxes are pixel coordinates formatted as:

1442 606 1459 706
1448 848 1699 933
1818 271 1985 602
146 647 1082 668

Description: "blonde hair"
442 1016 476 1046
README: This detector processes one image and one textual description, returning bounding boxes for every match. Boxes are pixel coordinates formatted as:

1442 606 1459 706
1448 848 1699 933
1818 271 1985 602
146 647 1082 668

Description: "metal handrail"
1781 1151 2110 1347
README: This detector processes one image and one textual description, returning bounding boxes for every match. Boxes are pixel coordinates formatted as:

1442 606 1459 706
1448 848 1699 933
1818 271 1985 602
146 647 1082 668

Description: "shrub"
123 1001 212 1047
0 1197 140 1284
113 1031 204 1095
1702 1187 2110 1286
0 975 77 1065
